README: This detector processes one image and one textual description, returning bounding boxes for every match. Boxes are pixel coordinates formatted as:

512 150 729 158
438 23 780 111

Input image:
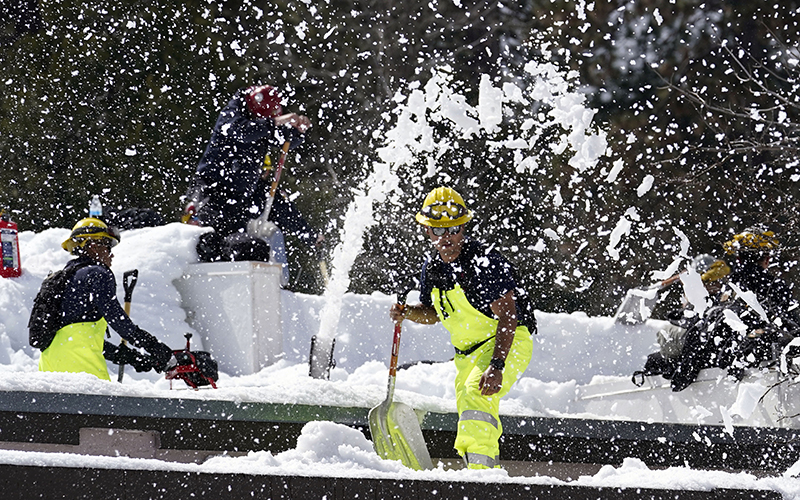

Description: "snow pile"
1 421 799 496
0 225 793 426
2 225 800 495
0 225 661 401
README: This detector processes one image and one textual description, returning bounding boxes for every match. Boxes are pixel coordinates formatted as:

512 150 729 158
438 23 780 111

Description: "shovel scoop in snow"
614 273 682 325
614 284 662 325
368 293 433 470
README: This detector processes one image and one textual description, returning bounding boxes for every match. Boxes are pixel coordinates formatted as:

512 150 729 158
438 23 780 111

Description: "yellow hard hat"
415 187 473 228
61 218 120 254
722 229 779 255
701 260 731 283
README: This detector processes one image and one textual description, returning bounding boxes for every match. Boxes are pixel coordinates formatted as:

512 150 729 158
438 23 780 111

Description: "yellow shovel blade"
369 401 433 470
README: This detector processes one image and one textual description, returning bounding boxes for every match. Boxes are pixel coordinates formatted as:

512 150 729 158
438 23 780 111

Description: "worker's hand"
118 344 158 373
275 113 312 133
479 366 504 396
136 329 175 373
389 303 406 324
104 342 157 373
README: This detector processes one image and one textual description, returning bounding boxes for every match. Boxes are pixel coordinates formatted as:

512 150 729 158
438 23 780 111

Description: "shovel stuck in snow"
368 292 433 470
614 274 682 325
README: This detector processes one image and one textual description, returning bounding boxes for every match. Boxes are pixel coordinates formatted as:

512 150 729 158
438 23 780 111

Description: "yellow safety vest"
431 284 529 351
38 318 110 381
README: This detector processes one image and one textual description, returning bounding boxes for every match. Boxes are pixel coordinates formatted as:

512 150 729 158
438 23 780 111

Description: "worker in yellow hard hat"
31 218 175 380
668 226 799 391
389 187 535 470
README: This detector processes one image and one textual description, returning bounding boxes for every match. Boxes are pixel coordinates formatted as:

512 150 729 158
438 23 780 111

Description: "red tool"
166 333 219 390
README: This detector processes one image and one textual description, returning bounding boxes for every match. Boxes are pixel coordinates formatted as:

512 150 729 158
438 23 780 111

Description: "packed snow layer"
2 225 800 495
1 224 662 414
0 224 796 427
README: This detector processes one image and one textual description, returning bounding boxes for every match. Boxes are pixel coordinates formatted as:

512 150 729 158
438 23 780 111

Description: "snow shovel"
614 273 681 325
368 292 434 470
247 141 291 238
118 269 138 382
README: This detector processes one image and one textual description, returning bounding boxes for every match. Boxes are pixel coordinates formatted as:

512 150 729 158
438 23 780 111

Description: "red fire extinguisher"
0 211 22 278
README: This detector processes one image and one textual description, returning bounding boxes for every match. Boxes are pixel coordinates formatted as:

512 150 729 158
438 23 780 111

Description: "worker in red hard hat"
183 85 321 286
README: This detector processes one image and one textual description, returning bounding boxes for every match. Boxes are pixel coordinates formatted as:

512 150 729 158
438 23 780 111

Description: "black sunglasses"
430 225 463 237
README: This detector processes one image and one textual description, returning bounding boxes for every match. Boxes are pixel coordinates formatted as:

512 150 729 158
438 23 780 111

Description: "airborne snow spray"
308 65 607 379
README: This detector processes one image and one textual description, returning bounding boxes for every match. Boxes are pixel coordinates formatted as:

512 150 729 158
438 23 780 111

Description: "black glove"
134 328 175 373
103 342 156 372
280 125 305 150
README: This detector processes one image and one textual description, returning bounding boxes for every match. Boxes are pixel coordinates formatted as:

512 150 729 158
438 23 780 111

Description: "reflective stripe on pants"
465 452 499 469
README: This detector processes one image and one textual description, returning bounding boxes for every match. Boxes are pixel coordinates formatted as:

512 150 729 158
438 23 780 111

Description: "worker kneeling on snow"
29 218 175 380
389 187 535 470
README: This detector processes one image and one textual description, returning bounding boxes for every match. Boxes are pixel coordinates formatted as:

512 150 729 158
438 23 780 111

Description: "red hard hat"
245 85 283 118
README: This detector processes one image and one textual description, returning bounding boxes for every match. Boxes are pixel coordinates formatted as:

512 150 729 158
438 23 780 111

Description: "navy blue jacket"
420 239 537 332
192 89 314 243
728 260 798 324
61 257 161 349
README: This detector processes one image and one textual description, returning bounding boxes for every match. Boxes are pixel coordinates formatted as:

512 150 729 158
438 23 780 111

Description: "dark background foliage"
1 0 798 314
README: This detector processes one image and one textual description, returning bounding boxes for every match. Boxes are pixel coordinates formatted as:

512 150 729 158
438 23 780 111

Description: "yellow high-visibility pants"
453 328 533 469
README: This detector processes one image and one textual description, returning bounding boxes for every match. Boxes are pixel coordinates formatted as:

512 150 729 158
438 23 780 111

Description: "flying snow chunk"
230 41 244 57
722 309 748 333
637 175 655 197
478 74 503 134
295 21 308 41
680 268 708 317
532 239 547 252
606 159 624 183
125 148 137 156
653 8 663 25
551 185 563 207
729 282 768 321
673 227 691 258
606 215 632 261
543 228 560 240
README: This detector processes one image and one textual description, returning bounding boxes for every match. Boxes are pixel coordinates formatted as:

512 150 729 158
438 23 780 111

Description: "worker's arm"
480 290 518 396
389 303 440 324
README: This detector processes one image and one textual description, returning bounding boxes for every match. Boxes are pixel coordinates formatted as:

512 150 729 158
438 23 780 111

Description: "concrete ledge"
0 427 241 464
0 464 781 500
2 390 799 473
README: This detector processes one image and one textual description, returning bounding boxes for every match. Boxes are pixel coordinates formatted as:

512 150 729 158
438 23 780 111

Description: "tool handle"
123 269 139 304
388 291 408 378
268 141 291 198
389 322 402 378
259 141 291 225
119 269 138 383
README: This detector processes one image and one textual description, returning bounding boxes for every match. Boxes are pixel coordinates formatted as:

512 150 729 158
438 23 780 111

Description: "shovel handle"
260 141 291 225
389 322 402 378
268 141 291 198
388 290 409 378
123 269 139 306
119 269 138 383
